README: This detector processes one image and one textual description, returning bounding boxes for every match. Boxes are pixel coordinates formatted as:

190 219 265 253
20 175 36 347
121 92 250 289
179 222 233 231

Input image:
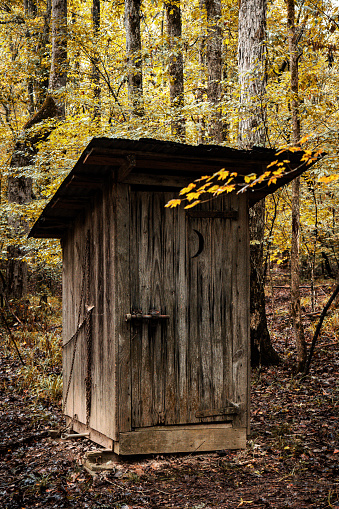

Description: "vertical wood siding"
129 190 249 429
63 178 118 439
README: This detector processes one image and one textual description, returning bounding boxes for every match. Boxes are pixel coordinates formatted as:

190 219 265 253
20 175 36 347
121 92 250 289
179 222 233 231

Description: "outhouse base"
66 417 246 455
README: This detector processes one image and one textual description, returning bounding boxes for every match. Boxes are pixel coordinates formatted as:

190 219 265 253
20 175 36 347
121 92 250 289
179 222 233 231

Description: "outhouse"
30 138 314 455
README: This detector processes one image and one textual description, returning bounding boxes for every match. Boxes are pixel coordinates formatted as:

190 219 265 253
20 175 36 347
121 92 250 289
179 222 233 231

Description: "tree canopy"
0 0 339 279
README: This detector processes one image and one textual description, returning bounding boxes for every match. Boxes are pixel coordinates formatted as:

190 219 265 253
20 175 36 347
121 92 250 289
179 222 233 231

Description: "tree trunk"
197 0 207 143
24 0 37 15
166 0 185 140
6 176 31 299
125 0 143 116
238 0 266 148
92 0 101 121
204 0 222 143
249 202 280 365
287 0 307 372
238 0 279 366
35 0 52 108
25 0 38 113
6 247 28 300
49 0 67 115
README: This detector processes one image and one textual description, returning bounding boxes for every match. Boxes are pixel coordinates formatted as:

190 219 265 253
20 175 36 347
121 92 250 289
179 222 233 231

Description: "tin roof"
29 137 319 239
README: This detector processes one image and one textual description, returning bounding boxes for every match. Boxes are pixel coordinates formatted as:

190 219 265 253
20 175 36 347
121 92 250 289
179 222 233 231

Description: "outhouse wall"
62 173 119 447
62 175 250 453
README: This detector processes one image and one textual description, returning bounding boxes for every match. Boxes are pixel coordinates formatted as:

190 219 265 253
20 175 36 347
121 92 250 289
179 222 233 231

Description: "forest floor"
0 277 339 508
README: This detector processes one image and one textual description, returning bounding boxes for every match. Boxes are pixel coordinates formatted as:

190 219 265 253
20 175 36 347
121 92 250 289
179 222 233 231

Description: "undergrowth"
1 294 63 405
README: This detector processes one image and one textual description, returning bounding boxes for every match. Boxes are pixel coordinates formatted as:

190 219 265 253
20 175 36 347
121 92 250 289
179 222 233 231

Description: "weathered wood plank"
118 425 246 455
67 417 114 450
231 193 250 431
131 191 164 428
130 191 142 429
89 197 99 431
149 193 166 427
62 229 74 419
74 213 87 425
103 174 117 440
186 210 238 219
115 183 132 433
163 193 185 425
124 174 193 188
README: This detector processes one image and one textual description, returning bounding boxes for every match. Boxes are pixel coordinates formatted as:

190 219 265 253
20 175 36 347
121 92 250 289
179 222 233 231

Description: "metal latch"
125 309 170 322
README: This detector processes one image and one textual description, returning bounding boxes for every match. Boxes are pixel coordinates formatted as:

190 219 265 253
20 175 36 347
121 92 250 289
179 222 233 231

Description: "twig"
155 487 171 496
0 310 25 365
304 283 339 375
2 291 23 326
46 325 62 332
272 284 332 289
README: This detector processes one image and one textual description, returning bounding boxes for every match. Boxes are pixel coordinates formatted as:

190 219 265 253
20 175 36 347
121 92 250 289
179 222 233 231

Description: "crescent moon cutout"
191 229 204 258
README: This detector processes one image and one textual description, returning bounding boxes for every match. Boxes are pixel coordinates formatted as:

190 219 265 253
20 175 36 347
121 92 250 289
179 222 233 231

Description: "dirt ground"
0 283 339 508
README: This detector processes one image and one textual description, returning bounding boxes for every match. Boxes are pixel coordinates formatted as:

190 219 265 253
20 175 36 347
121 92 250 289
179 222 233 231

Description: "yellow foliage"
318 175 339 184
244 174 257 183
165 199 182 208
216 169 229 180
0 0 338 275
179 182 196 195
184 200 201 209
207 185 220 193
186 191 202 201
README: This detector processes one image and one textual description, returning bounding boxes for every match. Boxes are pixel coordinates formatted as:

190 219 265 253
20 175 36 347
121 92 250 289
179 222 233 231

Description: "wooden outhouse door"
129 189 249 430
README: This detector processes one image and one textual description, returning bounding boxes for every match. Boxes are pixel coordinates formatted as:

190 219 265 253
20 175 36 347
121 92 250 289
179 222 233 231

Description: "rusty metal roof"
29 137 319 239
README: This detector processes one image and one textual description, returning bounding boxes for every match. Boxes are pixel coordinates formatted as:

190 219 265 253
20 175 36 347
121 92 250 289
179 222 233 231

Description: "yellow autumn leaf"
216 169 229 180
179 182 196 195
267 160 278 169
318 175 339 183
194 175 210 182
165 199 181 208
237 498 253 507
223 184 236 193
244 173 257 183
299 134 310 144
207 185 220 193
306 157 317 165
196 183 209 192
184 200 201 209
314 149 323 158
258 171 271 183
187 191 202 201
